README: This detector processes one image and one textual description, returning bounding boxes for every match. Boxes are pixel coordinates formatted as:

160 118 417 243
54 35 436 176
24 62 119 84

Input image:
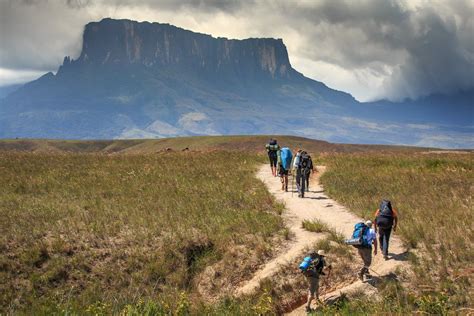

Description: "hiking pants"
297 168 309 196
306 276 320 299
268 152 277 167
357 247 372 276
378 227 392 256
296 168 302 193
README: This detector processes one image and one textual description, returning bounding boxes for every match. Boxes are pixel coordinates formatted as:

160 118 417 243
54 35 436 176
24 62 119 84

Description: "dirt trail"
235 165 408 313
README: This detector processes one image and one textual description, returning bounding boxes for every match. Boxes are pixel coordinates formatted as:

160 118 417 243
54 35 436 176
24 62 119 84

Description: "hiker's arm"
373 237 378 255
393 209 398 232
373 210 379 233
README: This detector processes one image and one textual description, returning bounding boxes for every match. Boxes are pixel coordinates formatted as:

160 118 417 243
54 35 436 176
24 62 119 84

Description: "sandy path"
235 165 408 313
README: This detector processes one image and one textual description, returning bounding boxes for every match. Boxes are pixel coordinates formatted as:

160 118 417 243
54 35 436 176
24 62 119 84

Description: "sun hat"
317 250 326 256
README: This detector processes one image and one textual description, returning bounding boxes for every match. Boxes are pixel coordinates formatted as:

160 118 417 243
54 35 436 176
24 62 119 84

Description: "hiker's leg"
378 230 384 254
384 228 392 256
357 248 366 277
358 248 371 277
307 277 318 309
301 174 306 196
296 170 301 194
284 174 289 191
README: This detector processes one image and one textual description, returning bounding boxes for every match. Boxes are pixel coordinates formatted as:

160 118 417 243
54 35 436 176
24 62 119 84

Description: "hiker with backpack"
374 199 399 260
265 138 280 177
277 147 293 192
299 250 332 312
305 154 314 192
295 150 313 198
345 220 377 281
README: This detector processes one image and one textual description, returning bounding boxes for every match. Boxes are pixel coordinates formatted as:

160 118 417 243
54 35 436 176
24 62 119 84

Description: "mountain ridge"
0 18 472 148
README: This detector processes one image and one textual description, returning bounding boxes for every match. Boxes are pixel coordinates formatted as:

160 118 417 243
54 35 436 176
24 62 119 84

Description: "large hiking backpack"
299 256 324 277
300 152 311 169
280 147 293 170
345 222 370 248
376 199 394 229
266 143 280 152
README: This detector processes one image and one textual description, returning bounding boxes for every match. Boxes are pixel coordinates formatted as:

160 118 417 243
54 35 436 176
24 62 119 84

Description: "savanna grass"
0 151 284 314
319 152 473 310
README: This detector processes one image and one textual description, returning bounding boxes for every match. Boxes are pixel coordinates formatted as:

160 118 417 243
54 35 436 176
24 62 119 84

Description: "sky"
0 0 473 101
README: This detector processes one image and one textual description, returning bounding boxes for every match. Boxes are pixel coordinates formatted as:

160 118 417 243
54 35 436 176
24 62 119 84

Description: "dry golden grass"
0 151 285 314
319 152 473 311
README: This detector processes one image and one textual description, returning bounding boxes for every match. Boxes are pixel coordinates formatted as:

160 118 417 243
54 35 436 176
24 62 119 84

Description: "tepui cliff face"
58 18 296 82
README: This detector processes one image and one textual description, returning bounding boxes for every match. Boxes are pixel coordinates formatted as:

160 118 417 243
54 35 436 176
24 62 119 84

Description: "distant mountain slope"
0 18 472 148
0 135 435 154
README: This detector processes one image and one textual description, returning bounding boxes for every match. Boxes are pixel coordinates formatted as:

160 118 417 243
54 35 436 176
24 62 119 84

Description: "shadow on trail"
387 251 409 262
306 196 329 200
365 271 400 287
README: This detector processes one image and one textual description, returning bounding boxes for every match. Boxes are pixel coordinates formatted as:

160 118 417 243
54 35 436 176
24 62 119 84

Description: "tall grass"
0 151 284 313
319 153 473 310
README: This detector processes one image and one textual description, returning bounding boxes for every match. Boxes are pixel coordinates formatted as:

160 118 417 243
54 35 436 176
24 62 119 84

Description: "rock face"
0 18 472 148
60 19 296 83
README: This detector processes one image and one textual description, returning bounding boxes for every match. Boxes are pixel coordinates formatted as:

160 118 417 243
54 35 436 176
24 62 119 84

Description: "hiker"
295 151 313 197
277 147 293 192
374 199 399 260
265 138 280 177
356 220 377 281
304 154 314 192
299 250 332 312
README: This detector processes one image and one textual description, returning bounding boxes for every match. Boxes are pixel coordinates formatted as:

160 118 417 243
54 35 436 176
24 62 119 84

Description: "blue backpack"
299 256 313 272
345 223 370 248
280 147 293 170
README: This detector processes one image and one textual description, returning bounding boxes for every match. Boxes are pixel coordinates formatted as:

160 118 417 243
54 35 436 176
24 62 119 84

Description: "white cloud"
0 67 45 86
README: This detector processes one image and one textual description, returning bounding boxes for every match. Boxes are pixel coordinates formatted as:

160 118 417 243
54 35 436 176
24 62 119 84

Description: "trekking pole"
368 267 382 277
291 170 294 197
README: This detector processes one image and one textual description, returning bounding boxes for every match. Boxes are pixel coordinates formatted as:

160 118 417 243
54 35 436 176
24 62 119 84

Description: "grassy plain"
1 136 471 314
319 152 473 313
0 150 286 314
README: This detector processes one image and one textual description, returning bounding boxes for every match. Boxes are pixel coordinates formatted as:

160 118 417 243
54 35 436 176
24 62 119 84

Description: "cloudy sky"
0 0 473 101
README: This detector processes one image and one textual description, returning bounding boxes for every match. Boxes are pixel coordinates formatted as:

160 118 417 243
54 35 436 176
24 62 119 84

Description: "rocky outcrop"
60 18 295 81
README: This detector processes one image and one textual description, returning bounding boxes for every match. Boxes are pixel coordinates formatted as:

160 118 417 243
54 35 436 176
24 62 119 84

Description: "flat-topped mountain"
0 18 471 148
71 19 295 82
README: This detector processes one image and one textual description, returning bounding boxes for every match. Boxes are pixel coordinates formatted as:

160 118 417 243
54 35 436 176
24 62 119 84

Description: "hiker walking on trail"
277 147 293 192
295 150 313 198
265 138 280 177
304 154 314 192
355 220 377 281
374 199 398 260
299 250 332 312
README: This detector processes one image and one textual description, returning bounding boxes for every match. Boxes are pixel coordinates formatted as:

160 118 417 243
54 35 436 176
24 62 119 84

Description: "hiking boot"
383 255 389 260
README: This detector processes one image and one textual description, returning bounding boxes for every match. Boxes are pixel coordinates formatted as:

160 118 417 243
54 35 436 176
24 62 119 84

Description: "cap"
317 250 326 256
365 220 372 227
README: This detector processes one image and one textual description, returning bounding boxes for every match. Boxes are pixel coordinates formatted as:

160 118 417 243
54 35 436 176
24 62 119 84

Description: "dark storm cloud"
0 0 472 101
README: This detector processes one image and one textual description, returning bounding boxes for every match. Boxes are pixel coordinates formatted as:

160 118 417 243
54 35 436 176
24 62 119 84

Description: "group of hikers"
265 138 314 197
265 139 399 312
